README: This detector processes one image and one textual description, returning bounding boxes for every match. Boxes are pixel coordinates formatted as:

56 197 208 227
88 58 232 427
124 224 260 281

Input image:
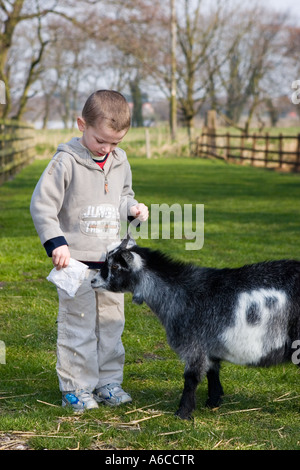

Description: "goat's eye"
111 264 119 270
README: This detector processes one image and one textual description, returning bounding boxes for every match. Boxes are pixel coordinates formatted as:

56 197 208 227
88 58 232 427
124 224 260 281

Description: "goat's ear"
121 250 134 265
107 233 136 255
120 232 136 250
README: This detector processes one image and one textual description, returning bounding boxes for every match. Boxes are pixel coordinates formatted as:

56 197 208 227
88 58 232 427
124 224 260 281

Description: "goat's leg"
175 360 203 420
206 360 224 408
175 371 198 420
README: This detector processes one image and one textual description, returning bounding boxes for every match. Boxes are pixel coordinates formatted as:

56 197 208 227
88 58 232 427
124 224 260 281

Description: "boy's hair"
82 90 131 132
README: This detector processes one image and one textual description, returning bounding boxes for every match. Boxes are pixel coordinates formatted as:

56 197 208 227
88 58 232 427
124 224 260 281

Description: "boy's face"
77 117 128 157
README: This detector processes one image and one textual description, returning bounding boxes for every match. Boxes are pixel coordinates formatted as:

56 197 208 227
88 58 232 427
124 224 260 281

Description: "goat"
91 238 300 419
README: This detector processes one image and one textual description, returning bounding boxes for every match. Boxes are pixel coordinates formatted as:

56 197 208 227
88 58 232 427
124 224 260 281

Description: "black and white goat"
91 238 300 419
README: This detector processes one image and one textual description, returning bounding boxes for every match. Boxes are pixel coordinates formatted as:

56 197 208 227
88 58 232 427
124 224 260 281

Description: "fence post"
203 131 207 158
0 120 34 184
206 110 216 157
145 128 151 159
193 128 299 170
295 133 300 172
278 133 283 169
251 134 256 166
240 134 245 164
194 135 200 157
225 132 230 161
264 132 269 167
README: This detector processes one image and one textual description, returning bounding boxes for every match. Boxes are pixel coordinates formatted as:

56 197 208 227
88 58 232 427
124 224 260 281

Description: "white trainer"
94 383 132 406
62 389 99 412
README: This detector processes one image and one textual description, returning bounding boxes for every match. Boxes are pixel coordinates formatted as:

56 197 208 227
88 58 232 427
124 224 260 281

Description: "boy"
30 90 148 411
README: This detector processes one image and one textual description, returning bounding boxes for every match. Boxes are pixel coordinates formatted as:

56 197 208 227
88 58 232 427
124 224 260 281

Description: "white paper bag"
47 258 88 297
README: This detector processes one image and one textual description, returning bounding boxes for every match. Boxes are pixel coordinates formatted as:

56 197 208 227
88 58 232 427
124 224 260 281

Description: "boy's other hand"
130 203 149 222
52 245 70 270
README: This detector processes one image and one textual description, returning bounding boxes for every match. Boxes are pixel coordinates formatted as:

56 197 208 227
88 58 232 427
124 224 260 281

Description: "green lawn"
0 154 299 450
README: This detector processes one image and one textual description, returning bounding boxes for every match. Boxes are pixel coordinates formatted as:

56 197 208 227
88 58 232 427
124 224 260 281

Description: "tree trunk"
170 0 177 141
130 77 144 127
0 0 25 117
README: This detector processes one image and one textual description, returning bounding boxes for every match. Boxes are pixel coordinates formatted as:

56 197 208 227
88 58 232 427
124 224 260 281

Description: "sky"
263 0 300 21
226 0 300 23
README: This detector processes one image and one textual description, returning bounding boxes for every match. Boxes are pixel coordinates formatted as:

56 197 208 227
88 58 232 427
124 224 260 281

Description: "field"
0 128 299 451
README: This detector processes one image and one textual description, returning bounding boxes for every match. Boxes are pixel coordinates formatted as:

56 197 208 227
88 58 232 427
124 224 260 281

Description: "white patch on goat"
221 288 287 365
131 252 144 271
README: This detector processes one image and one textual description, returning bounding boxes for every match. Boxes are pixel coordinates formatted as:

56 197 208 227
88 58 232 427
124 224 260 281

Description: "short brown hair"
81 90 131 132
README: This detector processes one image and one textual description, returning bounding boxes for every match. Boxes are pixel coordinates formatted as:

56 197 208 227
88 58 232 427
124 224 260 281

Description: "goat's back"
190 259 300 366
133 248 300 367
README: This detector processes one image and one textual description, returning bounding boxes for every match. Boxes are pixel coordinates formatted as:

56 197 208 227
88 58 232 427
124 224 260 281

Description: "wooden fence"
193 129 300 171
0 119 35 184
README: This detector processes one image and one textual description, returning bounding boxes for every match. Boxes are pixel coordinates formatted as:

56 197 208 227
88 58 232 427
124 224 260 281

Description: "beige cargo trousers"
56 269 125 392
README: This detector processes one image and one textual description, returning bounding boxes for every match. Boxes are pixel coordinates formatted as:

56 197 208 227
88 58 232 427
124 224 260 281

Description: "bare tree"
0 0 56 117
1 0 294 135
175 0 227 141
170 0 177 141
12 16 49 120
207 5 288 132
285 25 300 118
0 0 101 118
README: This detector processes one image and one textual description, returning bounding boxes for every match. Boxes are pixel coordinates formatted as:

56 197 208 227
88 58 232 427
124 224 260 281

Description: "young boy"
30 90 148 411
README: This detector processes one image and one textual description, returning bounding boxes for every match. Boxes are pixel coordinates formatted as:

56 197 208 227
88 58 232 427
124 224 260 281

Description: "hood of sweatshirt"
57 137 127 172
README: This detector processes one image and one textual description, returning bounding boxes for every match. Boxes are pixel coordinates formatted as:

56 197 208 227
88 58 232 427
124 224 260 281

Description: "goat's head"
91 234 143 297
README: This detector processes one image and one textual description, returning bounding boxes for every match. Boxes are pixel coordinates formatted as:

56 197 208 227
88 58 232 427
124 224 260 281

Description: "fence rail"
193 129 300 171
0 119 35 184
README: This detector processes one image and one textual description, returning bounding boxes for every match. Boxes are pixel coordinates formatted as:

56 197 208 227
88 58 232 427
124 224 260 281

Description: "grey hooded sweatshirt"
30 137 138 262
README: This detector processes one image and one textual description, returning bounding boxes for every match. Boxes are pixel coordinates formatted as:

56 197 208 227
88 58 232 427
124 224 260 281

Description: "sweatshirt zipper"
98 168 108 194
104 174 108 194
90 150 109 194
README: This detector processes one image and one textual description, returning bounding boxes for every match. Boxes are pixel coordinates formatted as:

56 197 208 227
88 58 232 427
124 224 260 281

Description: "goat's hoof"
205 397 222 409
175 409 192 420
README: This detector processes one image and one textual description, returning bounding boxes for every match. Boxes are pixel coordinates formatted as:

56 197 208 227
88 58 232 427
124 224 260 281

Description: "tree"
11 16 49 120
0 0 53 117
0 0 101 119
1 0 294 134
130 75 144 127
170 0 177 141
285 25 300 119
207 5 287 132
175 0 225 141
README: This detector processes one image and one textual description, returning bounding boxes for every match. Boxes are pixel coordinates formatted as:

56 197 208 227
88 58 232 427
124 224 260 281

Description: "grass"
33 125 192 160
0 134 300 451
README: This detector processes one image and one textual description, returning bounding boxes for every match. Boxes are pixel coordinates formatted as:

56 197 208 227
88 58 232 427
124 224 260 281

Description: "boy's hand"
130 203 149 222
52 245 70 270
